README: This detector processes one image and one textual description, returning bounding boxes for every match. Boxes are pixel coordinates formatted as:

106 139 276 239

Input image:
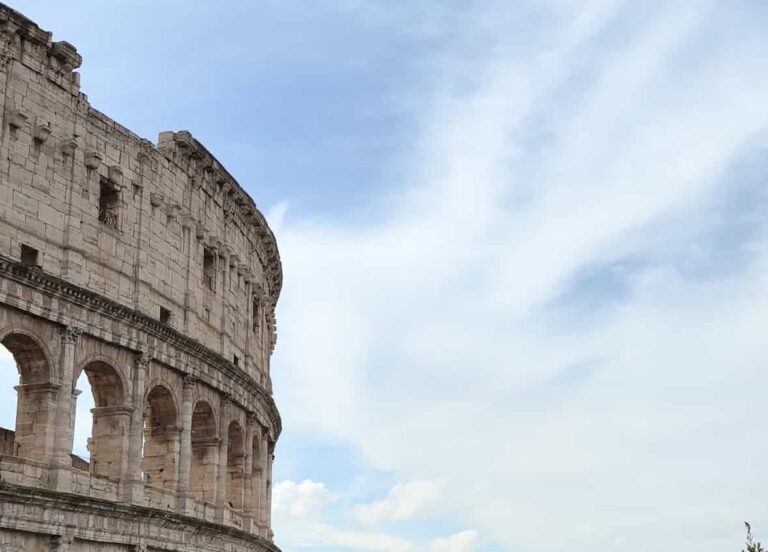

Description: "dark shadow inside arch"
190 400 217 503
80 360 124 407
141 384 179 490
250 435 264 517
226 420 245 509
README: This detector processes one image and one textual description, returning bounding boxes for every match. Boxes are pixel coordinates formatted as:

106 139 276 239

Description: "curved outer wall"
0 4 283 552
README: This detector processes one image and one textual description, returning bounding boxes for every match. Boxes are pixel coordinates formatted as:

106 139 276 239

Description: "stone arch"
81 360 125 407
78 359 129 479
141 384 180 490
0 329 53 383
189 399 218 503
73 353 128 398
226 419 246 509
0 330 54 462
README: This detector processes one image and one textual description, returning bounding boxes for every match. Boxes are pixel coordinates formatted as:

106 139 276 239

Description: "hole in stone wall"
233 354 239 368
20 244 39 267
98 178 120 229
159 307 172 325
203 248 216 292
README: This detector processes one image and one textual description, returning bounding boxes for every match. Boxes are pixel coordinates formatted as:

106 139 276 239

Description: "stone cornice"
157 130 283 313
0 255 281 438
0 482 282 552
0 3 82 90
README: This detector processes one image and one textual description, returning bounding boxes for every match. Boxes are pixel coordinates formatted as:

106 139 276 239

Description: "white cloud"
271 1 768 551
429 531 479 552
273 480 414 551
0 2 764 552
284 523 414 552
273 480 334 519
353 481 443 525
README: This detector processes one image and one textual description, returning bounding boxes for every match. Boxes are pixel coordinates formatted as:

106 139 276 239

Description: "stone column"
48 326 80 493
69 389 81 441
176 375 195 513
13 382 59 462
218 251 229 355
121 350 148 504
257 434 269 532
90 406 132 480
244 279 252 375
181 215 193 333
215 393 231 522
242 412 257 532
265 441 275 539
53 325 80 466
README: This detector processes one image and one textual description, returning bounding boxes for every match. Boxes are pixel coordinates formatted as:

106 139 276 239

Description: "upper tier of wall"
0 3 282 388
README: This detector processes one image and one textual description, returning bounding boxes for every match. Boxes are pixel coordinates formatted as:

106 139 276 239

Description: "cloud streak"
271 1 768 550
352 480 444 525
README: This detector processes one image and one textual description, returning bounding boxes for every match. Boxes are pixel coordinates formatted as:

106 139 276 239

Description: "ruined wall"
0 3 283 551
0 6 280 388
0 427 13 455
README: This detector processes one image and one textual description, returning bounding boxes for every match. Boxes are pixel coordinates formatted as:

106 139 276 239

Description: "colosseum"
0 3 283 551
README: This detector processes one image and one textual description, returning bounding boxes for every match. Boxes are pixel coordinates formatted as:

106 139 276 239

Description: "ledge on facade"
0 475 281 552
0 255 281 438
156 130 283 308
0 3 82 72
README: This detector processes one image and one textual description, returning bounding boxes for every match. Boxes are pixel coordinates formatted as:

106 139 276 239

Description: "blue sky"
1 1 768 551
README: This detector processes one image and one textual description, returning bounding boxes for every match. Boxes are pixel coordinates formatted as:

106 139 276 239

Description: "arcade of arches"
0 317 274 530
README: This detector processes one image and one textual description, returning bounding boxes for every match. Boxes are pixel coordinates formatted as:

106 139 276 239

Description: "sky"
0 1 767 551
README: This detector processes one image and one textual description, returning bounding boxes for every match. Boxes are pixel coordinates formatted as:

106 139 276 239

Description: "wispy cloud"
273 479 415 551
271 0 768 550
274 480 335 518
1 1 766 551
352 481 443 525
429 530 479 552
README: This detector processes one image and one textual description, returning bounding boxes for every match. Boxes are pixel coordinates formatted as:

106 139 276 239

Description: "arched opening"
0 333 53 462
71 372 94 471
141 385 179 490
226 420 245 509
189 400 217 503
0 344 17 453
75 360 127 479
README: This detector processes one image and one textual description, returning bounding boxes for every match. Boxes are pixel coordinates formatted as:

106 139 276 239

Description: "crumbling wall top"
0 3 82 87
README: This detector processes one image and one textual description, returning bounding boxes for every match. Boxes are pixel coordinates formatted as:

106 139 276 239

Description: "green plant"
745 522 765 552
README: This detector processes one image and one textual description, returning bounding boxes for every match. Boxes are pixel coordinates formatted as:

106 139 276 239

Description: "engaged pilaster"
48 326 80 493
215 393 231 522
176 375 196 513
121 350 149 503
242 411 258 532
54 325 80 465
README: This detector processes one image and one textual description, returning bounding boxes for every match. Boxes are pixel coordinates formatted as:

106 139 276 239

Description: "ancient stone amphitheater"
0 4 283 551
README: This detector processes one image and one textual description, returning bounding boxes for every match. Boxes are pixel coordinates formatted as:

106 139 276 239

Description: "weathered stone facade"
0 4 283 551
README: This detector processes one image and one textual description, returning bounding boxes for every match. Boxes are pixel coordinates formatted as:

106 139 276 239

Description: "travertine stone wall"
0 3 283 551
